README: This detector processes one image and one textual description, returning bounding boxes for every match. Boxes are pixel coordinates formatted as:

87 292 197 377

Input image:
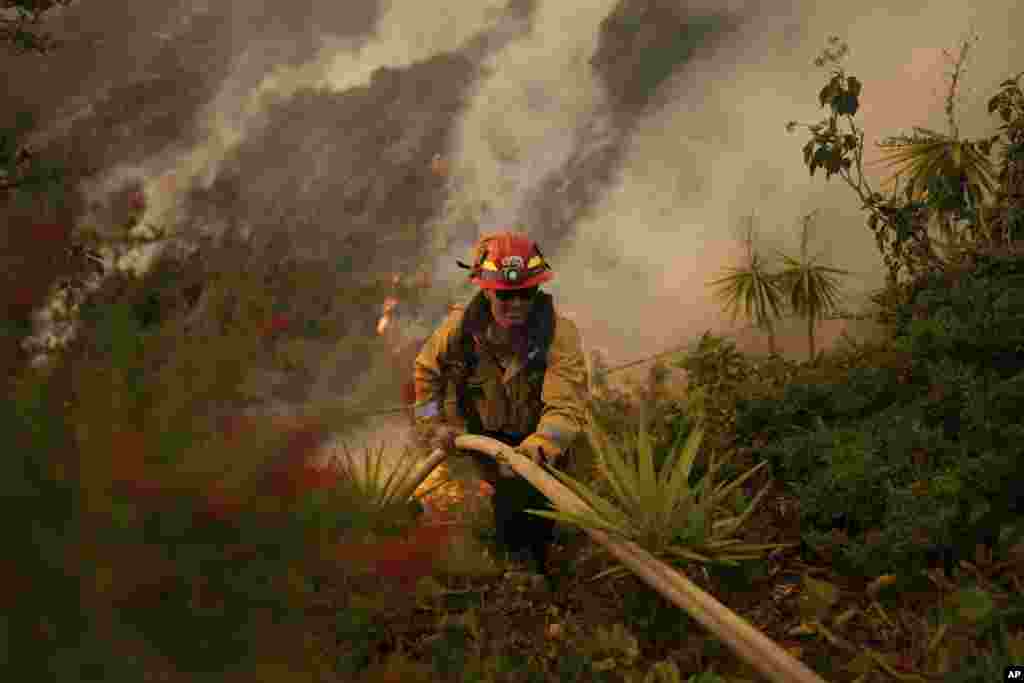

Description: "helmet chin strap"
492 311 524 329
489 300 529 331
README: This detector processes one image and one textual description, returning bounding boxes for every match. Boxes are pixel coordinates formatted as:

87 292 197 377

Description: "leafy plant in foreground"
327 439 451 520
528 417 790 581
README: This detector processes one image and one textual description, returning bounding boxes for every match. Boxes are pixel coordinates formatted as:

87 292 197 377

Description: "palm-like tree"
870 127 999 259
867 36 1004 258
774 211 849 362
873 128 998 205
709 214 785 356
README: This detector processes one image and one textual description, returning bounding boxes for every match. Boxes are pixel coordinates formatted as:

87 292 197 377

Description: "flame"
415 463 495 522
430 154 448 178
376 296 399 336
413 271 432 289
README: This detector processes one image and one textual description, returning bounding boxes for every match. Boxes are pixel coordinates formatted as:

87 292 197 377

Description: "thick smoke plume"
7 0 1024 436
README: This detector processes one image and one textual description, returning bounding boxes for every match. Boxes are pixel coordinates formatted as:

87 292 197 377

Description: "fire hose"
394 435 828 683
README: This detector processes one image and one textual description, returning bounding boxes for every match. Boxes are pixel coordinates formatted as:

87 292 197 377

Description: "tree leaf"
836 92 859 117
801 575 841 617
812 147 830 170
844 652 875 674
818 83 833 108
803 141 815 166
947 586 994 624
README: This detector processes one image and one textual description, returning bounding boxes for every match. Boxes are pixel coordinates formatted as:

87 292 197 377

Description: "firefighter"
412 231 589 581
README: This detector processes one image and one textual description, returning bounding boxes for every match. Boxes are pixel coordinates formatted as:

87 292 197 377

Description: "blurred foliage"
0 0 76 55
4 201 440 679
0 110 67 208
1 2 77 206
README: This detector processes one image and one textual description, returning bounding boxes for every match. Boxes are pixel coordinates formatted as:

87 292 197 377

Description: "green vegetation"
732 248 1024 578
529 416 788 582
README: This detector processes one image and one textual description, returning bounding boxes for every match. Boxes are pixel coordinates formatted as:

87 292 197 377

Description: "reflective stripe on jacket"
413 303 589 459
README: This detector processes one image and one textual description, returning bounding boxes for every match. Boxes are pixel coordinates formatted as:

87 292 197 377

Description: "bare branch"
941 30 981 139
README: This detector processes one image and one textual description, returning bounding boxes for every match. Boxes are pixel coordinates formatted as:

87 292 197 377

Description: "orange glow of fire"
430 154 448 178
376 296 400 336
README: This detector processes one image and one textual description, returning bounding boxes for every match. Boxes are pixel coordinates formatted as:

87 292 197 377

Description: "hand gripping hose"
395 435 827 683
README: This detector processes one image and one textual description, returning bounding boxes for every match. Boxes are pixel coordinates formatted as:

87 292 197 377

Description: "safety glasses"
494 286 539 302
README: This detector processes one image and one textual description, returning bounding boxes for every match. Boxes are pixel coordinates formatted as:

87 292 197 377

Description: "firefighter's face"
485 286 536 328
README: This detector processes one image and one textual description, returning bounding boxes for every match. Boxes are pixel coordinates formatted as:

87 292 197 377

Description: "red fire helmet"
457 231 554 290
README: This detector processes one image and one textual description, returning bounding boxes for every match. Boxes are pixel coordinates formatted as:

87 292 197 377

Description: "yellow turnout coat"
412 293 589 460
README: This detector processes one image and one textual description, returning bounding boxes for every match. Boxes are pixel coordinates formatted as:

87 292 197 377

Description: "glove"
498 444 551 479
514 442 552 467
416 423 463 455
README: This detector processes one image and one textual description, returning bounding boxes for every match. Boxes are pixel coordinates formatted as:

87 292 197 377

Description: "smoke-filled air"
7 0 1024 435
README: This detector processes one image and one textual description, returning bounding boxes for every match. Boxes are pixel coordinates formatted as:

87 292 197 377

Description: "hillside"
3 1 1024 681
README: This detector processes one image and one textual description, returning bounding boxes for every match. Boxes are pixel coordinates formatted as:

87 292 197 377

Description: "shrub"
2 210 450 679
892 249 1024 377
734 249 1024 577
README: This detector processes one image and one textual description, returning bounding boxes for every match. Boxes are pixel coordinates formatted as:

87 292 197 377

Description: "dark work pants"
468 430 563 574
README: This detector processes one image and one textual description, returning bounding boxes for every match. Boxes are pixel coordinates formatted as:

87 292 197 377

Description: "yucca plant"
774 210 850 362
321 440 468 592
709 214 786 355
527 417 790 581
326 439 453 519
